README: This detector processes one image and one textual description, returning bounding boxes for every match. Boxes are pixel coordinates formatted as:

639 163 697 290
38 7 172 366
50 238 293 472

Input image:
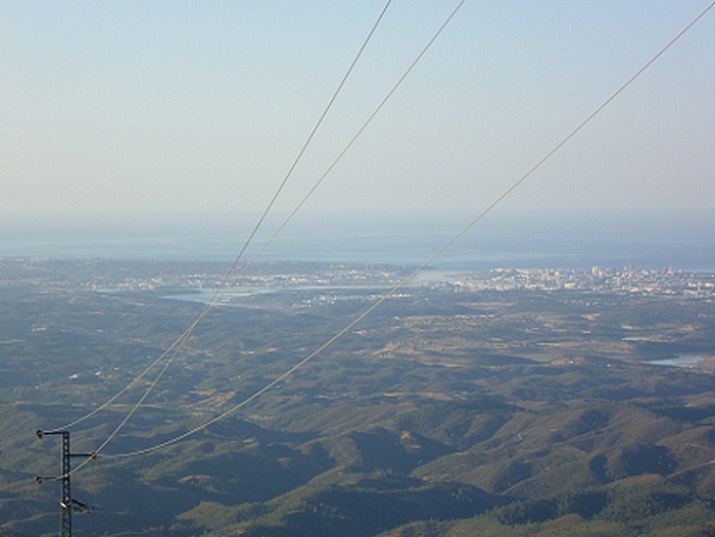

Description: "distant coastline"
2 209 713 272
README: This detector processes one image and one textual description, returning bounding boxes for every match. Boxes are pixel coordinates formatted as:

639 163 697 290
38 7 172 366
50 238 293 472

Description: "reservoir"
647 356 704 367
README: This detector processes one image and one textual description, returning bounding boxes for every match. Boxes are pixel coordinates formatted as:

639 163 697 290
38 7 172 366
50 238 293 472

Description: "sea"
1 209 714 273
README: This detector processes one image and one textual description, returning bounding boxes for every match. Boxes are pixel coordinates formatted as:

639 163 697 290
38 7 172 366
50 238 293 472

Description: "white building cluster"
451 267 714 298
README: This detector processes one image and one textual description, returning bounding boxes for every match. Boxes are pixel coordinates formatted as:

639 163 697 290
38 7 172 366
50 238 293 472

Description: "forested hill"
0 259 713 536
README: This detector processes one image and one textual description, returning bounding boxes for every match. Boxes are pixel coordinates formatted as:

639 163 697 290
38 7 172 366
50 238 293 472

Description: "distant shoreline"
2 209 714 271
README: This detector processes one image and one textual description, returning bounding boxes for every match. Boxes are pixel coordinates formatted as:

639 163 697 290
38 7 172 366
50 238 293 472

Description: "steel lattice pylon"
36 431 95 537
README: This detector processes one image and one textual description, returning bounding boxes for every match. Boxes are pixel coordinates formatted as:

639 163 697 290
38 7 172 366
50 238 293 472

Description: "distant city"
48 259 714 300
450 267 715 298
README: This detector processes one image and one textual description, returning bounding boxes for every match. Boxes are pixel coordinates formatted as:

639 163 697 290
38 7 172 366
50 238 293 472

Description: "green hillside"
0 259 713 536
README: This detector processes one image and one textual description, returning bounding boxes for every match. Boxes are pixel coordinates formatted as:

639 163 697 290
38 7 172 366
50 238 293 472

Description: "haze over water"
2 210 713 272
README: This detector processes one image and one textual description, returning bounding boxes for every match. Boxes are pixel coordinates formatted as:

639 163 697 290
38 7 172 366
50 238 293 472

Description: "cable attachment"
36 475 61 484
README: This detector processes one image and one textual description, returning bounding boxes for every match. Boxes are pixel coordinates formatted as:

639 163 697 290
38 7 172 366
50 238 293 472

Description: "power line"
97 0 715 465
214 0 469 306
69 0 469 475
48 0 393 435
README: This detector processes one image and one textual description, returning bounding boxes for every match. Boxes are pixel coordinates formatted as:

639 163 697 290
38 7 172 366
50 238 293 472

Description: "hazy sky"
1 1 713 220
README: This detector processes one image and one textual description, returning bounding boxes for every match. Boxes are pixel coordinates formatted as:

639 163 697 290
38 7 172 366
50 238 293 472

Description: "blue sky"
1 1 713 219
